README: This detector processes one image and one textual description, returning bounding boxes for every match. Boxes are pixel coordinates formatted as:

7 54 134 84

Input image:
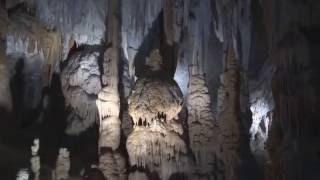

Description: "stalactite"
6 11 62 86
217 47 241 180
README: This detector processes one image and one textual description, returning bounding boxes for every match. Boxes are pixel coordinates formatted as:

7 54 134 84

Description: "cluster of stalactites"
126 121 190 180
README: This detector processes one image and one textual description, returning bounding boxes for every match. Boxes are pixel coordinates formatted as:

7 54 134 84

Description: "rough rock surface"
127 125 190 180
128 77 183 126
6 10 62 85
217 47 241 180
127 49 189 180
61 47 101 135
187 73 221 178
0 8 11 110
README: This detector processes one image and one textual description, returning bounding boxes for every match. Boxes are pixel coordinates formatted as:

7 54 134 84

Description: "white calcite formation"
16 169 30 180
96 1 126 179
54 148 71 180
128 77 183 127
187 73 220 178
249 97 271 162
33 0 107 59
96 47 125 179
248 63 274 163
127 50 189 180
61 48 101 135
30 139 40 180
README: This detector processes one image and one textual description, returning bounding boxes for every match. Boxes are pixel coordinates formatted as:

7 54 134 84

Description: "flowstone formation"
127 49 189 180
61 47 102 135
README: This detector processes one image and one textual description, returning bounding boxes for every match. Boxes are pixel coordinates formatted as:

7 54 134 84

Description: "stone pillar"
217 47 241 180
96 0 126 179
187 70 221 179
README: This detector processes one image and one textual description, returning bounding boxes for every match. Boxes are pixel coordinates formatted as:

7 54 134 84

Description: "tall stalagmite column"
96 0 126 179
187 67 222 179
217 47 241 180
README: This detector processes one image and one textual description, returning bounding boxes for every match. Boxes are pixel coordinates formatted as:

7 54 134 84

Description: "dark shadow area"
134 11 178 79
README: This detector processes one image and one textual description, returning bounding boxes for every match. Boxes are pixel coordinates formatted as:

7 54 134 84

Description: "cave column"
96 0 126 179
187 65 222 179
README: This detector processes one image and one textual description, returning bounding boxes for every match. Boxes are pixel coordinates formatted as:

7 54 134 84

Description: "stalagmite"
16 169 30 180
187 71 221 179
217 47 241 180
30 139 40 180
54 148 71 180
6 11 62 86
127 49 190 180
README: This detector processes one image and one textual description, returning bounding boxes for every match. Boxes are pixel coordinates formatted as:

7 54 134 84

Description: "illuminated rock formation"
61 48 101 135
54 148 71 180
16 169 29 180
128 78 183 127
96 1 126 179
30 139 40 180
127 49 189 180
